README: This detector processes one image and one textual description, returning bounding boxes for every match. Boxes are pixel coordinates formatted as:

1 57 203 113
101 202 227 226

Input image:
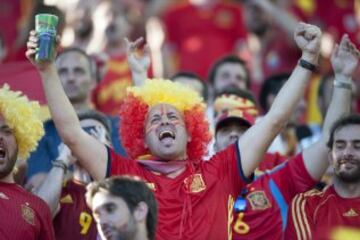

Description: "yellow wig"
129 78 205 112
0 84 44 159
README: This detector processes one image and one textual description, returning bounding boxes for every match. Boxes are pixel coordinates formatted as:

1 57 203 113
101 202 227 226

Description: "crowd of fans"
0 0 360 239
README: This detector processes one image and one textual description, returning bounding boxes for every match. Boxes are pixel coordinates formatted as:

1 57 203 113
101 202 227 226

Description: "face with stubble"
330 124 360 183
0 114 18 180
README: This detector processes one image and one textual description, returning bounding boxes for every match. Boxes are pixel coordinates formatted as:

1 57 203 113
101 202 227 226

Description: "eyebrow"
0 125 11 130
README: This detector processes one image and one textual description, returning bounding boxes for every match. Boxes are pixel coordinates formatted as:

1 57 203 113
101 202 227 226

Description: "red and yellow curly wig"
119 79 212 162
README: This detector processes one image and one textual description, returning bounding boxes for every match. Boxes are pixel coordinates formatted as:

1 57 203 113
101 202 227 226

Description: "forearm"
33 166 65 217
39 65 82 145
267 62 313 129
305 75 352 179
254 0 299 37
322 75 352 139
132 71 147 86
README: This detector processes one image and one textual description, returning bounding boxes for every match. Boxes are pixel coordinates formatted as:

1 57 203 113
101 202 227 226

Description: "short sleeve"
106 147 142 177
207 143 252 193
268 153 317 203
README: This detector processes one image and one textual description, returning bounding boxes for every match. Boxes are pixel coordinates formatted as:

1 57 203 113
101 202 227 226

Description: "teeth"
159 131 175 140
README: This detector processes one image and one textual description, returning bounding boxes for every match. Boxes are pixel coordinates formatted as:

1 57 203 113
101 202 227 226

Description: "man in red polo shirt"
27 22 321 239
0 85 54 239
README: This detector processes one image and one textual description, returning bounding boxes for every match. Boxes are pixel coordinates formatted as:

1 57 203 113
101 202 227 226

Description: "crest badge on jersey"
184 174 206 193
247 191 271 210
21 203 35 225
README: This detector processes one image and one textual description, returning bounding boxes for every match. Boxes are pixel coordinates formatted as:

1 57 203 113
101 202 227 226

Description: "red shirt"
256 152 287 175
162 2 247 79
53 180 98 240
108 143 249 240
285 185 360 240
92 54 132 115
0 182 55 240
262 28 301 81
232 153 316 240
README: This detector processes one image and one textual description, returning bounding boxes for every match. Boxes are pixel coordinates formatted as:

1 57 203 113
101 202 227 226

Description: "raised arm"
250 0 299 39
33 144 75 217
25 31 107 180
125 37 150 86
239 22 321 177
302 34 360 180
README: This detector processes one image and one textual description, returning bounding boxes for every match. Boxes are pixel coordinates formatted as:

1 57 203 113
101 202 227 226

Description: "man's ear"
134 202 149 222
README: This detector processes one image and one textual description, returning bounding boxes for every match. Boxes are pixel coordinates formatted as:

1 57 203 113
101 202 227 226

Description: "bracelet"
52 159 68 173
334 80 352 90
298 59 317 72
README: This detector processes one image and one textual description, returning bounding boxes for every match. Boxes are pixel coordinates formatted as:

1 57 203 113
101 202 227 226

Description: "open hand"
331 34 360 79
125 37 150 74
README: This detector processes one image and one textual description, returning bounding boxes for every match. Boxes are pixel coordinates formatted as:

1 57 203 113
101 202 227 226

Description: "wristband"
334 80 352 90
298 59 317 72
52 159 68 173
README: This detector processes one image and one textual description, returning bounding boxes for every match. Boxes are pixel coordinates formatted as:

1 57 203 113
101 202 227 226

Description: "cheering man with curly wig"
0 85 55 239
27 22 322 240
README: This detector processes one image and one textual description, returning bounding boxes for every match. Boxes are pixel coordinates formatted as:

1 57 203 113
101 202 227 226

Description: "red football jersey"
92 54 132 115
256 152 287 175
285 185 360 240
232 153 316 240
53 180 98 240
108 143 249 240
162 2 247 79
0 182 55 240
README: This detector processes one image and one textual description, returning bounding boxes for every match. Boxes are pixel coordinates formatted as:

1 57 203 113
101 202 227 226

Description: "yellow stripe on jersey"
300 194 311 239
292 194 311 240
291 195 304 240
292 195 303 239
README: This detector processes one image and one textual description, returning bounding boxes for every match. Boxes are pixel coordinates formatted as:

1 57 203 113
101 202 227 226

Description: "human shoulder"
292 186 333 212
15 185 52 212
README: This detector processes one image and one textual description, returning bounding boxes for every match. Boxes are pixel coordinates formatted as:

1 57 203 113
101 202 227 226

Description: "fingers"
26 30 39 60
305 26 320 40
143 43 151 56
124 37 145 53
331 43 339 60
295 22 321 40
339 34 360 58
133 37 144 48
294 22 306 39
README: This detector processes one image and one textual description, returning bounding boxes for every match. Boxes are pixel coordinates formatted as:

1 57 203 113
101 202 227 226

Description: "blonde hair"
128 79 205 113
0 84 44 159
